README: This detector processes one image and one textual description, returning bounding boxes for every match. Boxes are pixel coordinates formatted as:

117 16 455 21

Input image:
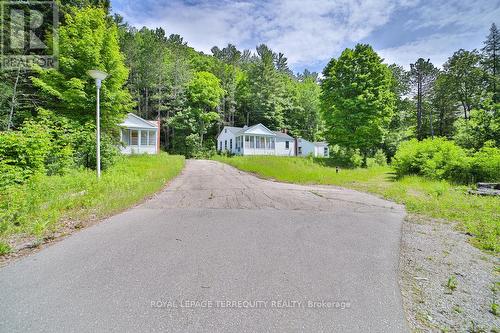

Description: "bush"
392 138 471 183
0 122 52 187
373 149 388 166
73 123 121 171
470 144 500 182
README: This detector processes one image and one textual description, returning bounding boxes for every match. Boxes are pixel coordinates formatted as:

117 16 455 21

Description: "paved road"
0 160 408 332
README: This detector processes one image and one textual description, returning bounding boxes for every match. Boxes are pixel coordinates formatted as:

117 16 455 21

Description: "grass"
0 153 185 254
214 155 500 253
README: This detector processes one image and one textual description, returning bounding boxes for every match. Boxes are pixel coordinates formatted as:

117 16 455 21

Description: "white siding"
217 128 237 154
275 137 295 156
297 139 329 158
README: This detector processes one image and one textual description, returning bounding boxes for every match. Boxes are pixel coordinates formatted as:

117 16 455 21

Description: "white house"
297 138 329 158
217 124 295 156
119 113 160 154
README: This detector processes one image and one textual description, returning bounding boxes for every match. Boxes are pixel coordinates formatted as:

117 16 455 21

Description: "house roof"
120 113 158 129
273 131 294 140
298 138 328 147
219 124 295 139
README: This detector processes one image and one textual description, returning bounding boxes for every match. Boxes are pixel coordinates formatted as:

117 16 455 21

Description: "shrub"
470 144 500 182
373 149 388 166
392 138 471 183
72 123 121 171
0 122 52 187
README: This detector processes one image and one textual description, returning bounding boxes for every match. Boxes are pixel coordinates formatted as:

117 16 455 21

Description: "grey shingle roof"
273 131 294 140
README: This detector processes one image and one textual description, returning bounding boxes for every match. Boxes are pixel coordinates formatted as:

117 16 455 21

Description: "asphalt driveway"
0 160 408 332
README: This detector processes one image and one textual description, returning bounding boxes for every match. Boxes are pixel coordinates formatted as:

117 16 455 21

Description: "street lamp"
87 69 108 178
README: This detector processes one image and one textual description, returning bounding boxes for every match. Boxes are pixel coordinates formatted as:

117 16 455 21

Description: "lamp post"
87 69 108 178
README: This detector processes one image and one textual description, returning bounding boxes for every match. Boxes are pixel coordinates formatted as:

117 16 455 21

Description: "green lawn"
0 153 185 254
214 155 499 253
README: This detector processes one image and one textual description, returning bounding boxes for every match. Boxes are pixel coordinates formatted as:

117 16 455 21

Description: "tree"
482 23 500 102
321 44 396 163
169 71 224 146
410 58 438 139
454 98 499 150
290 77 322 141
31 7 132 131
432 73 458 138
246 44 285 129
383 64 414 158
443 49 485 120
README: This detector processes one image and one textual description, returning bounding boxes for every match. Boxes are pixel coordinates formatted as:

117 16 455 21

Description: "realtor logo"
0 1 58 70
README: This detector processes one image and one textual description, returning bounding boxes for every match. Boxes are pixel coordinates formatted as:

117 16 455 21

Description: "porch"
237 134 276 155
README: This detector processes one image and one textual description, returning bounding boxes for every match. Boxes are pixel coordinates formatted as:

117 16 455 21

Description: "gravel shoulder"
400 214 499 332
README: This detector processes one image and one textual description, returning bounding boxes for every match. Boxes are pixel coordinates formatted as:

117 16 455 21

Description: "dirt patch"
400 214 499 332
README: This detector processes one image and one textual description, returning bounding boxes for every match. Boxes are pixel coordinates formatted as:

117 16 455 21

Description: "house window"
230 139 233 150
141 131 147 146
250 136 255 148
131 130 138 145
219 141 222 150
225 140 227 150
245 136 250 148
259 137 265 149
298 147 302 155
122 129 130 145
324 147 328 156
271 138 275 149
285 141 289 149
148 131 156 146
225 129 227 133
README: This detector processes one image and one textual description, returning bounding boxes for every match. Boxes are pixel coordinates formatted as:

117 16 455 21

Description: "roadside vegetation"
0 154 185 255
214 155 499 253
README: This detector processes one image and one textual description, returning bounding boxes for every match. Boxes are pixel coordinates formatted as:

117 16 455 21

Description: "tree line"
0 1 498 186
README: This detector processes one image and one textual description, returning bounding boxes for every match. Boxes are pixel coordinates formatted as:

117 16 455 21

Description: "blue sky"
112 0 500 73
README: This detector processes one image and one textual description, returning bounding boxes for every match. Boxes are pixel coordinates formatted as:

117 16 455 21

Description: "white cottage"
297 138 329 158
119 113 160 154
217 124 295 156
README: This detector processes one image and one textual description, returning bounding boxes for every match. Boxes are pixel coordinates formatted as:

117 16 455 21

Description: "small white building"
297 138 329 158
217 124 295 156
119 113 160 154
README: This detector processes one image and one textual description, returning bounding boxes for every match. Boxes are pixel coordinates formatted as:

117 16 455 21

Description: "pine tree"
482 23 500 102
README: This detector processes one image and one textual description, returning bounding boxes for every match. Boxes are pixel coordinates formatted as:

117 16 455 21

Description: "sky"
112 0 500 74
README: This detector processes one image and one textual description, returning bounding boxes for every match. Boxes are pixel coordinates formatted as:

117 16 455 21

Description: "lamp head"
87 69 108 81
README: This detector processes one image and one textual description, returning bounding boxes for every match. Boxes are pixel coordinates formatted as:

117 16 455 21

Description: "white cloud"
115 0 414 68
114 0 498 71
377 32 476 68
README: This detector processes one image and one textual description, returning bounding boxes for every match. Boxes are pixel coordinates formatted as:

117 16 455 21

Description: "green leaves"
321 44 395 158
187 71 225 110
31 7 132 131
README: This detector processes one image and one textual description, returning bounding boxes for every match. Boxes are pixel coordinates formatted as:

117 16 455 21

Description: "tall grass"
214 155 499 253
0 153 185 254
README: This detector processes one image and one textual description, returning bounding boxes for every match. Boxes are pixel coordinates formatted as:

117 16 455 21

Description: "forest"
0 1 499 188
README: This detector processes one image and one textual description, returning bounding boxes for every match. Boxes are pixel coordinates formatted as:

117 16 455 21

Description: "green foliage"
0 241 11 255
454 100 500 150
367 149 388 168
442 49 485 119
0 122 52 187
31 6 132 130
72 123 121 171
392 138 471 183
471 144 500 182
321 44 396 159
187 71 225 110
446 275 458 292
0 154 185 247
